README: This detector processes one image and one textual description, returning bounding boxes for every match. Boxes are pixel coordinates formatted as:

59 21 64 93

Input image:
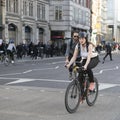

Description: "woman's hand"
83 64 87 70
65 63 70 69
65 59 69 65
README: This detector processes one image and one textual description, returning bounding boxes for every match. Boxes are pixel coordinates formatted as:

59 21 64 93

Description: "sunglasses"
74 36 78 37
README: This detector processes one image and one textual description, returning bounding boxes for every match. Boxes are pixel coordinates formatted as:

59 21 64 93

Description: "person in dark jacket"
65 31 79 80
102 43 113 63
0 39 6 54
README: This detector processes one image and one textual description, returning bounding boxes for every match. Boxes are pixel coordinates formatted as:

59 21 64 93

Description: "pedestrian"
102 42 113 63
0 39 6 55
65 31 80 80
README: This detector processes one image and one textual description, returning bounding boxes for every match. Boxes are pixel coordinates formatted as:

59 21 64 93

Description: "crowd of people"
15 41 67 59
0 39 67 63
0 36 119 65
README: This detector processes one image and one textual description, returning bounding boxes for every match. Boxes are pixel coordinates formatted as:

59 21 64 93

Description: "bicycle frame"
73 66 89 100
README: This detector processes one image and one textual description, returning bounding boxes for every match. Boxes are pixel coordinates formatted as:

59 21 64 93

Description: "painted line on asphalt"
6 78 69 85
7 78 35 85
5 78 119 91
32 66 59 71
23 70 32 74
0 73 22 76
0 65 118 77
0 66 59 77
94 66 119 75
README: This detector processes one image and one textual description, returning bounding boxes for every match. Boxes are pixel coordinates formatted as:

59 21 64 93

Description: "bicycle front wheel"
86 77 99 106
65 80 81 113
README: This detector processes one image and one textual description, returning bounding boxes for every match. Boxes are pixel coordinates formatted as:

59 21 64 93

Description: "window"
42 5 45 20
6 0 18 13
6 0 9 11
29 1 33 16
13 0 18 13
23 1 27 15
86 0 90 8
79 9 82 23
37 3 46 20
55 6 62 21
86 11 90 26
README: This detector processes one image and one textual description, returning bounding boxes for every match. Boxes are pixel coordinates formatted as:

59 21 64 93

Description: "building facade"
106 0 120 42
1 0 92 47
91 0 107 45
49 0 91 47
3 0 50 45
0 0 5 39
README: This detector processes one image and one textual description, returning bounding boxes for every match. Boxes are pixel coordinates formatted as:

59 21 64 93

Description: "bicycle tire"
65 80 81 113
86 77 99 106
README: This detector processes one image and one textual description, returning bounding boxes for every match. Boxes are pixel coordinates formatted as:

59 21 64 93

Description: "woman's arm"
84 44 93 69
66 45 78 68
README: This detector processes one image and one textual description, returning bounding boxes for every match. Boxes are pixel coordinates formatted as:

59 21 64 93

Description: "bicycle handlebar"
65 62 84 73
73 65 84 73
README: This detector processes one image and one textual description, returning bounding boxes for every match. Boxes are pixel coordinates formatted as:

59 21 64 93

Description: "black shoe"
102 61 104 64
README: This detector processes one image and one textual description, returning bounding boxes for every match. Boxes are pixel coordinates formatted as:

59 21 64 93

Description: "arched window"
25 26 31 43
38 28 44 42
8 23 17 44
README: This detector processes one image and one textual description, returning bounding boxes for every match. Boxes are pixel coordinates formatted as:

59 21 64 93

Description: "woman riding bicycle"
66 32 99 91
7 40 16 63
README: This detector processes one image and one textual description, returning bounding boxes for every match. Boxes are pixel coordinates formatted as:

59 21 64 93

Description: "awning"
51 36 64 39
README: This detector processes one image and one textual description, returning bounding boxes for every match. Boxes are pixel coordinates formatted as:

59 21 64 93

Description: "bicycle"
3 51 16 66
0 51 9 66
65 64 99 113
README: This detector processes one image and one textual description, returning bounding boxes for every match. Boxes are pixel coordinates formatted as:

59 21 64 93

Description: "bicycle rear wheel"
86 77 98 106
65 80 81 113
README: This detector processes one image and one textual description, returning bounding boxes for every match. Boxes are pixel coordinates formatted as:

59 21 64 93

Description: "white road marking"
32 66 59 71
23 70 32 74
0 66 118 77
5 78 119 91
0 66 59 76
94 66 119 75
6 79 35 85
6 78 69 85
0 65 119 90
0 73 22 76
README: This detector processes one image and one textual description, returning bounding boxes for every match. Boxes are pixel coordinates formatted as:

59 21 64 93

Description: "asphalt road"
0 52 120 120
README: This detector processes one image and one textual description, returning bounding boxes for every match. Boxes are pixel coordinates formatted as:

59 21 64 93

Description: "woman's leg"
82 59 95 90
86 69 95 90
